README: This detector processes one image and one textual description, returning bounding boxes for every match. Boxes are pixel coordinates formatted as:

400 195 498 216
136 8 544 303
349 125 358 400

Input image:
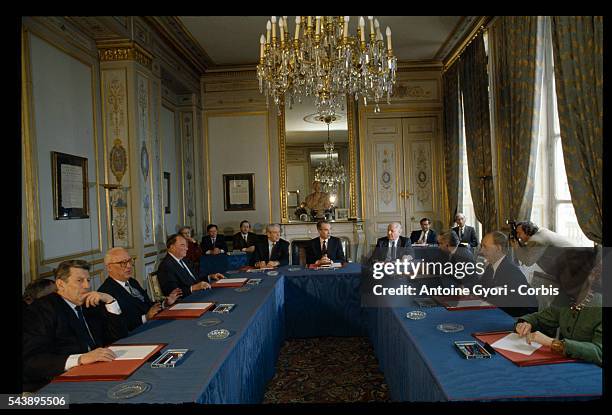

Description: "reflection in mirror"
285 95 349 222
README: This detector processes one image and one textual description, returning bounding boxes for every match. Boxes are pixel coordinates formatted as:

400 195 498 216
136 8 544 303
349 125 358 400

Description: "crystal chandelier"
314 115 346 194
256 16 397 118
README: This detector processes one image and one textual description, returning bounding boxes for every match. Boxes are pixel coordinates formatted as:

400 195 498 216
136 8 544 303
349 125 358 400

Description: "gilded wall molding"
97 41 153 70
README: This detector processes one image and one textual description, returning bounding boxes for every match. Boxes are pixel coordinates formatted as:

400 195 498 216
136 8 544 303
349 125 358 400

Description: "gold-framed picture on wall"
223 173 255 211
51 151 89 220
335 208 349 221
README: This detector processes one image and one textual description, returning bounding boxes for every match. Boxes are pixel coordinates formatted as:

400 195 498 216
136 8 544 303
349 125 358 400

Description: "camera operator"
510 221 574 267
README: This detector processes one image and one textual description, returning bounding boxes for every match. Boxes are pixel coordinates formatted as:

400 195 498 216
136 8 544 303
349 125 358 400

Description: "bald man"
98 248 181 331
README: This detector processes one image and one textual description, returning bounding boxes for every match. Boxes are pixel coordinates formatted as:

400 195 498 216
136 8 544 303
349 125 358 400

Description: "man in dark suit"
201 224 228 255
370 222 414 262
410 217 438 245
99 247 182 331
23 260 128 392
452 213 479 250
253 223 290 267
157 234 224 297
306 220 346 265
479 231 538 317
436 230 476 287
232 220 258 253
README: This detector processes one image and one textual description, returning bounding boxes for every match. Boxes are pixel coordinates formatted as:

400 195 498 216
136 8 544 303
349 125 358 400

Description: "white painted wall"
207 114 270 235
29 34 102 262
161 106 181 236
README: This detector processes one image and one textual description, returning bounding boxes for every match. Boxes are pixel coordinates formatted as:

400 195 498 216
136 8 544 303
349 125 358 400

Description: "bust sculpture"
304 181 332 220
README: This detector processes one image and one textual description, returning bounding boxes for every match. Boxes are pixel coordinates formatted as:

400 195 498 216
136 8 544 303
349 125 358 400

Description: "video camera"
506 219 524 247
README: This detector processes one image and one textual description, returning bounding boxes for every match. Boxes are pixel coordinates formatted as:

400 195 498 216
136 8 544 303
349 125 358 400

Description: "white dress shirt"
63 297 121 371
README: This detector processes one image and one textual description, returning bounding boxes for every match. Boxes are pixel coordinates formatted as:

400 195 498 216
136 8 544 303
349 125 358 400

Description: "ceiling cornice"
143 16 212 75
442 16 495 72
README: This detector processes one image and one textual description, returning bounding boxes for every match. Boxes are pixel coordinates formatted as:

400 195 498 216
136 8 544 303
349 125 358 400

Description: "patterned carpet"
263 337 390 403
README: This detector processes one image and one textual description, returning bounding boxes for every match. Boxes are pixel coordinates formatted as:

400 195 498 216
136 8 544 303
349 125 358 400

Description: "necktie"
211 238 216 246
269 241 276 259
244 234 248 243
419 232 426 244
322 240 327 255
387 240 396 261
180 260 196 281
75 306 96 351
125 281 145 302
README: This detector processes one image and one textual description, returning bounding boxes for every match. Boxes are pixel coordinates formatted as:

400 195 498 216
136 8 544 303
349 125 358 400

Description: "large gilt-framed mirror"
279 95 359 223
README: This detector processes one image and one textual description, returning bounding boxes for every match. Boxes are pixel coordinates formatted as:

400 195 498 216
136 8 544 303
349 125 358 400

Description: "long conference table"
39 263 602 403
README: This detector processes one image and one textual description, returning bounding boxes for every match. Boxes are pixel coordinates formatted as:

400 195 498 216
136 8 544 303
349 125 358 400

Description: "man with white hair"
452 213 479 251
370 222 414 262
99 247 182 331
253 223 289 268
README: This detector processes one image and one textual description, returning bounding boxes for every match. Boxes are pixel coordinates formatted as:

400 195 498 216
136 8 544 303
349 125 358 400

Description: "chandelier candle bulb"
307 16 312 28
343 16 349 39
294 16 301 40
368 16 375 36
271 16 277 40
359 17 366 42
259 35 265 61
266 20 271 43
315 16 321 35
386 27 392 51
279 18 284 43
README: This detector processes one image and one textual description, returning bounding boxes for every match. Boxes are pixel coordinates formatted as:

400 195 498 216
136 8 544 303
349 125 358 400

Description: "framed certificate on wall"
51 151 89 220
223 173 255 211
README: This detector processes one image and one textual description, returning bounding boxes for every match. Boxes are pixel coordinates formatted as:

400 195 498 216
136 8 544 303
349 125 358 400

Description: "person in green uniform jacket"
515 254 602 366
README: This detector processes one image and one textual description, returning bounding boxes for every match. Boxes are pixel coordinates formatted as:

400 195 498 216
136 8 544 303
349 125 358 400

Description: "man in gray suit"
512 221 574 267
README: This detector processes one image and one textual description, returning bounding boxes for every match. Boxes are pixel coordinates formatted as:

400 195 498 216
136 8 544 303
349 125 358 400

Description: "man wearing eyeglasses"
157 234 225 298
98 248 182 331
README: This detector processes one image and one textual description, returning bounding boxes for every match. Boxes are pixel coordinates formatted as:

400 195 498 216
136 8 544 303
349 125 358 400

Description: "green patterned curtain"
489 16 543 223
443 63 460 227
458 34 497 235
551 16 603 244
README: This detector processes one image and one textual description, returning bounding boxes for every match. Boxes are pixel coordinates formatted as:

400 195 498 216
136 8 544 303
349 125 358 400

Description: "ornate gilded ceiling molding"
97 40 153 69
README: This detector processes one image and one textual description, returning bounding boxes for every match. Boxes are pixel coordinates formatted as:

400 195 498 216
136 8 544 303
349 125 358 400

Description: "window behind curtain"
458 92 482 241
530 17 593 247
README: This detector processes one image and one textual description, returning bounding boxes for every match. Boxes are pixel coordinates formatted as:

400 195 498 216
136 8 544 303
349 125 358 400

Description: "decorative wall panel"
136 73 154 246
375 143 398 214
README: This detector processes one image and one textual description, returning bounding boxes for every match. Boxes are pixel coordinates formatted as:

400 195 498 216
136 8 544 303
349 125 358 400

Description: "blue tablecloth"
199 254 251 276
39 274 284 404
279 263 365 338
37 265 602 403
365 295 602 401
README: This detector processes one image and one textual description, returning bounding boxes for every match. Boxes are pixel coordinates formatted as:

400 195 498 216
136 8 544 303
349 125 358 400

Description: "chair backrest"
290 240 310 266
339 237 350 261
146 271 164 302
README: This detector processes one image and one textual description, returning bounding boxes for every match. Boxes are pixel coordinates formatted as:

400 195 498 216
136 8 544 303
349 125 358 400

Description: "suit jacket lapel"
58 296 97 350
